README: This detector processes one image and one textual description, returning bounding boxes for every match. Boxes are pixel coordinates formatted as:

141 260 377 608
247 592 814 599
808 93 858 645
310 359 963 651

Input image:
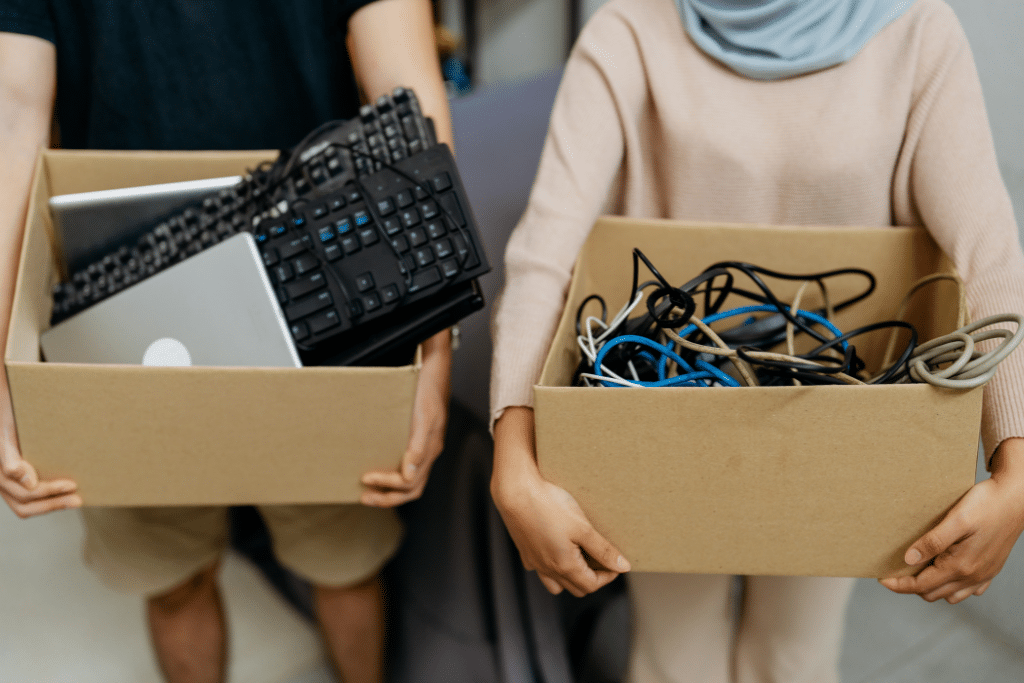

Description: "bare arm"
347 0 452 147
346 0 454 506
0 32 80 517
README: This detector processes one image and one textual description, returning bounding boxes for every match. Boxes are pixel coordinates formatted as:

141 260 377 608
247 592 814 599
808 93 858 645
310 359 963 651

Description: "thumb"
578 525 631 573
1 424 36 489
905 513 968 566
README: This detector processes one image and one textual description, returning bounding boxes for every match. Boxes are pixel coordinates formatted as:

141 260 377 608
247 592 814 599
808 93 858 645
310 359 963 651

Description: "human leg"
81 506 231 683
260 503 402 682
147 561 227 683
313 572 385 683
734 576 855 683
625 572 735 683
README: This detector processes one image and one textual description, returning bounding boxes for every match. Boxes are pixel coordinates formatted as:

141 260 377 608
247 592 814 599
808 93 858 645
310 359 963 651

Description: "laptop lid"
41 233 302 369
49 175 243 273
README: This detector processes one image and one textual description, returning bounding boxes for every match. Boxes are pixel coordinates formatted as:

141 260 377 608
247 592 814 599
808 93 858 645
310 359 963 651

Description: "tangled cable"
879 274 1024 389
573 251 1023 391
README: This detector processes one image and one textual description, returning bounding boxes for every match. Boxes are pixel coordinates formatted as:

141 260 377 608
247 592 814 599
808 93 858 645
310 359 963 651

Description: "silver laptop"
49 176 243 273
41 233 302 368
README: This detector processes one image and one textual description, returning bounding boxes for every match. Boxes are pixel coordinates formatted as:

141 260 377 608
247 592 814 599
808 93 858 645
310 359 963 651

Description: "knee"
148 562 220 614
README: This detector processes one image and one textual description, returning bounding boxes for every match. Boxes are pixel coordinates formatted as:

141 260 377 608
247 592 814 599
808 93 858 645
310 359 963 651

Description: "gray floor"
3 496 1023 683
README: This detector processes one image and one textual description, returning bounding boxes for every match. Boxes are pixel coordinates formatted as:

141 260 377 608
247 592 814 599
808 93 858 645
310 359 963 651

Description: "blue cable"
593 305 846 388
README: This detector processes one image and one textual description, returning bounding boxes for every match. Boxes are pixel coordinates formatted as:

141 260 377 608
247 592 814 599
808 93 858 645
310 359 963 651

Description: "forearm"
347 0 452 148
0 79 55 407
989 438 1024 487
491 407 540 497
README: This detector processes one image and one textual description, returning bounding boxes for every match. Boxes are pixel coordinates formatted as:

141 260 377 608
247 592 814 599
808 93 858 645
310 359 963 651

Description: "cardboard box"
534 217 982 578
4 150 419 506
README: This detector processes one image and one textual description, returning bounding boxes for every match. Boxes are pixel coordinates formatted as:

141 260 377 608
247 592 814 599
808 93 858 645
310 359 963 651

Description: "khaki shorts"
81 504 403 597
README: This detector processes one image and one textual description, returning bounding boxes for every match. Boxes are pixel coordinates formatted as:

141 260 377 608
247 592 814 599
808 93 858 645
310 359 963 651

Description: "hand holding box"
0 392 80 517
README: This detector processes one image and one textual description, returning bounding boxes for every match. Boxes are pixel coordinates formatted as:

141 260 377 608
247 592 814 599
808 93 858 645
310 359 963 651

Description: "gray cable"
896 314 1024 389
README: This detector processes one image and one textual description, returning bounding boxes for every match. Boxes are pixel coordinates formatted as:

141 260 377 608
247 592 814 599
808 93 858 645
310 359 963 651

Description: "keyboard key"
269 224 287 237
327 156 343 176
275 263 295 283
291 321 310 341
341 235 361 254
363 293 382 312
295 176 310 194
426 220 446 239
324 243 343 261
452 234 480 269
400 207 420 228
401 115 419 141
382 217 402 235
293 254 318 276
309 309 341 334
347 188 362 203
408 267 441 293
439 193 466 226
441 258 460 278
390 235 409 252
376 197 396 216
312 204 328 219
415 248 435 267
291 216 306 229
432 173 452 192
395 190 414 208
420 201 439 220
310 165 327 185
330 198 346 212
381 284 400 303
358 227 379 246
279 238 307 259
286 272 326 299
318 227 336 242
335 217 353 234
354 210 370 226
402 254 417 272
262 248 279 267
286 290 332 321
407 228 428 247
355 272 375 293
414 186 428 200
434 239 453 259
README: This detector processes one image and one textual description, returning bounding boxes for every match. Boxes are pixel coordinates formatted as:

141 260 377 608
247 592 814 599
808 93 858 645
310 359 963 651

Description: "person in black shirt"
0 2 454 682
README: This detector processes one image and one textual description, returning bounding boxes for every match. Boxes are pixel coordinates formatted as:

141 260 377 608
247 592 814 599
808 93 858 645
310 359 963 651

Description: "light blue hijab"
675 0 916 80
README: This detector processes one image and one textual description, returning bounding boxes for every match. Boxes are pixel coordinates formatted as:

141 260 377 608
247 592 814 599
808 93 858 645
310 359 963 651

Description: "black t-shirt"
0 0 377 150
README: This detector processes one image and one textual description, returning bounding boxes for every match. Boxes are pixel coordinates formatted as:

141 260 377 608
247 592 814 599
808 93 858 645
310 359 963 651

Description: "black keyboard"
50 88 490 366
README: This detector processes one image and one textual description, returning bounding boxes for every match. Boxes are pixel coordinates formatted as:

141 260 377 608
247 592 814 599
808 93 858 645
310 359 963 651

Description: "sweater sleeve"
488 7 644 429
895 6 1024 465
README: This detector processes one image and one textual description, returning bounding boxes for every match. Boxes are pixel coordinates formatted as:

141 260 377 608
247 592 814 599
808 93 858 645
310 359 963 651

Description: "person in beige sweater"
489 0 1024 680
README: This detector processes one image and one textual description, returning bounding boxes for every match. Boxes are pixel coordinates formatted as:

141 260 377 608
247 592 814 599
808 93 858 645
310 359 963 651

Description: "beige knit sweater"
489 0 1024 459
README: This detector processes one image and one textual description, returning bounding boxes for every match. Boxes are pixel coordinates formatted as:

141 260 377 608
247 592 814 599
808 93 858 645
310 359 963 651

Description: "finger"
360 488 423 508
0 475 78 503
0 428 35 489
551 548 615 597
946 585 981 604
904 515 970 567
577 526 630 573
922 579 971 603
974 580 992 597
0 489 82 518
361 470 417 491
880 564 950 595
537 573 564 595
